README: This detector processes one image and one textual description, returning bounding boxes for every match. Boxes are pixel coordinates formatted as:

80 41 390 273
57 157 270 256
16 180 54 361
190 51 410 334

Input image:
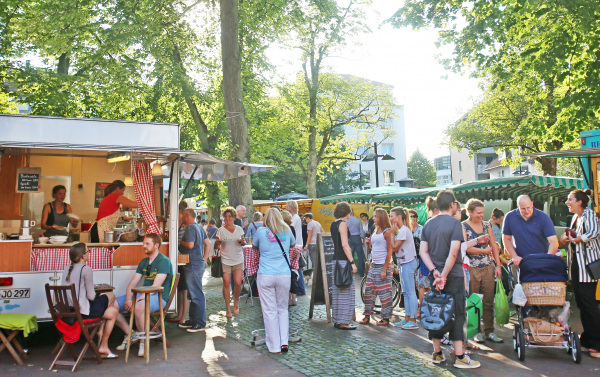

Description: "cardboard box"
79 231 90 243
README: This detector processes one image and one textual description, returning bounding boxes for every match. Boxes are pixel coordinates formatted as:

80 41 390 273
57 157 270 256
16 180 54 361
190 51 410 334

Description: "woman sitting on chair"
61 243 119 359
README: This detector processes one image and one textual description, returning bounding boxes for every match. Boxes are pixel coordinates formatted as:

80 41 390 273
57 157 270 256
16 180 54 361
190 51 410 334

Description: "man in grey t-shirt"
420 190 480 369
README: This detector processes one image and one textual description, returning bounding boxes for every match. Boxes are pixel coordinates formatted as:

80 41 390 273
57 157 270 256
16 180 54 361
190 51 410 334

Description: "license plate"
0 288 31 299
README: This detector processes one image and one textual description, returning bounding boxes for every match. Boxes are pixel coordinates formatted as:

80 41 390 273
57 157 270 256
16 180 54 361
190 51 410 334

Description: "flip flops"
101 352 119 359
376 319 390 326
359 316 371 324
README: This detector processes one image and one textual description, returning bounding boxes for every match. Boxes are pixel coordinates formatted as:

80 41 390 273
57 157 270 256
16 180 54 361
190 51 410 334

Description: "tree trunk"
57 53 70 75
220 0 253 211
304 52 320 198
537 156 557 176
205 181 223 227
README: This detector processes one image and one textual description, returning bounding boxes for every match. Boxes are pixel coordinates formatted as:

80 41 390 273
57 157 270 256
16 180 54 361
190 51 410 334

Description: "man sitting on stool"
113 233 173 357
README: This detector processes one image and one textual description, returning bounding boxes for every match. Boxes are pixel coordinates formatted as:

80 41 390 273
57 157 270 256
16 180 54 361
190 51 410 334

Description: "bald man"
502 195 558 266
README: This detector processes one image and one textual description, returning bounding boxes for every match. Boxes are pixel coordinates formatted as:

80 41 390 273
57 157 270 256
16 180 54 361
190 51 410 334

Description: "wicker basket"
521 282 566 306
119 229 139 243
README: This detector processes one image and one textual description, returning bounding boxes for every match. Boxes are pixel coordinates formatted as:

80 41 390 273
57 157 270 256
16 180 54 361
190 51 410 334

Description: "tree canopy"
407 149 436 187
391 0 600 174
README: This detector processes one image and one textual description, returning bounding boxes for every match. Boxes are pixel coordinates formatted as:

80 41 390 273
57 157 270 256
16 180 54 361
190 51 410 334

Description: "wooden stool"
125 286 167 365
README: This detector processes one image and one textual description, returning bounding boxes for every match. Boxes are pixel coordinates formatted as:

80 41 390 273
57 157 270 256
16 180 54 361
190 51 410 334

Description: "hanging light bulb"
124 177 133 186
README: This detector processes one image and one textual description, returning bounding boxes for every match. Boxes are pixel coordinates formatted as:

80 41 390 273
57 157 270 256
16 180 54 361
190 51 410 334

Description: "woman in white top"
390 207 419 330
61 243 119 358
360 208 394 325
215 207 246 317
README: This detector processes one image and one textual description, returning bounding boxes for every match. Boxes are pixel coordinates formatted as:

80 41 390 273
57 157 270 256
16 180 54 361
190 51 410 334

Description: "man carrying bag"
420 191 481 369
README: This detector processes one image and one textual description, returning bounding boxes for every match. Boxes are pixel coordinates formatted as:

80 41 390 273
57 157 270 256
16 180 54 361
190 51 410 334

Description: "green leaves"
407 149 436 187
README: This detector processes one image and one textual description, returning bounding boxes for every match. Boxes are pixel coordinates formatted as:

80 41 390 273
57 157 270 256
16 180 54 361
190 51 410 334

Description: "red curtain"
132 161 160 235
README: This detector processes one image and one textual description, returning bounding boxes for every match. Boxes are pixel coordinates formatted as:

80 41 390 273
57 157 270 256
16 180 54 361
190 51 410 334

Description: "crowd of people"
59 192 600 366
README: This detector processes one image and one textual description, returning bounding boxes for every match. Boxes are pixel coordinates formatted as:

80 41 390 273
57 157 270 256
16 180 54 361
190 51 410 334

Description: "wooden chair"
45 283 105 372
148 273 180 348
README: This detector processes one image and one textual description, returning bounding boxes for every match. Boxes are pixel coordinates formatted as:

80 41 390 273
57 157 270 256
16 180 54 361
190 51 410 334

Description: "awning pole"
166 157 179 213
578 157 591 189
181 165 198 199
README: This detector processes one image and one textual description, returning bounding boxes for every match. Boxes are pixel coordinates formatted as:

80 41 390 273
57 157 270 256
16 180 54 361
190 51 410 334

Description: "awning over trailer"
319 186 418 204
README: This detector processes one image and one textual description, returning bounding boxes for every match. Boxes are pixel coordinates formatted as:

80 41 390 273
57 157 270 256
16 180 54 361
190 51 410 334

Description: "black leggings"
572 255 600 349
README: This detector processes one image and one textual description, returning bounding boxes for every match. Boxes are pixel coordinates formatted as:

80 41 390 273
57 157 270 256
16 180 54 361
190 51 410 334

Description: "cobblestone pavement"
2 273 599 376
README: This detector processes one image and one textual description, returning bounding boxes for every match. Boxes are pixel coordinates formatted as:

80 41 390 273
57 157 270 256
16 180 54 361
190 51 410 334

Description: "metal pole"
359 163 362 189
374 142 379 188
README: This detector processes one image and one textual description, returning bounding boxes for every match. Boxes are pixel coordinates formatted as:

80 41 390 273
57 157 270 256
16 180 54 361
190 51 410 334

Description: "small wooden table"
125 286 167 365
93 284 115 295
0 314 37 366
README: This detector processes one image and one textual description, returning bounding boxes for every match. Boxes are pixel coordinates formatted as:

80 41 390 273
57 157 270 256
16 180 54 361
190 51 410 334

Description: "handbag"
334 260 353 287
420 288 455 332
210 249 223 278
583 245 600 280
523 317 564 345
273 231 299 294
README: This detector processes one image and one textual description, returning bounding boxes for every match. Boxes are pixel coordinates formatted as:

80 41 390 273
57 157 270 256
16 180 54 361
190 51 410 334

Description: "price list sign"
16 167 41 193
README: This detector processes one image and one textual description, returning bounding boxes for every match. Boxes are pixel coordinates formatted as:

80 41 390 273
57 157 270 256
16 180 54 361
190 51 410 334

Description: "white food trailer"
0 114 272 320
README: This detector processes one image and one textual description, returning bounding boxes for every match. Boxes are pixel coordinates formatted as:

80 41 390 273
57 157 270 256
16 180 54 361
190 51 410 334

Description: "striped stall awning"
371 176 583 206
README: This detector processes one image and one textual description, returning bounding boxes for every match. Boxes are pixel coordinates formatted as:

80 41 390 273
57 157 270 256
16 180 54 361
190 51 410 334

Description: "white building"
485 150 540 178
348 105 408 190
434 155 452 186
450 147 498 184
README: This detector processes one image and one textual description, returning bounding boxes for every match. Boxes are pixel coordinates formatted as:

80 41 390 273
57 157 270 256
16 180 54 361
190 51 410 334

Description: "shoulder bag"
578 219 600 280
420 287 455 332
273 231 299 294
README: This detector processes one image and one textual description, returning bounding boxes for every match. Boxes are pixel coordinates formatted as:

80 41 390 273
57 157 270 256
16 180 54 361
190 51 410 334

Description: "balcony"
476 164 488 174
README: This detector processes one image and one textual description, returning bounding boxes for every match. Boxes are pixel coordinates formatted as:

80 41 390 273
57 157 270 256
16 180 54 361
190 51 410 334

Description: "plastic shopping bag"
466 293 483 339
495 278 510 327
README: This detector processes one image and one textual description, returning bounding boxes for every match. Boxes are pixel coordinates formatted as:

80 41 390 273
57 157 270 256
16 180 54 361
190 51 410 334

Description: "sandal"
359 316 370 324
466 341 481 351
376 319 390 326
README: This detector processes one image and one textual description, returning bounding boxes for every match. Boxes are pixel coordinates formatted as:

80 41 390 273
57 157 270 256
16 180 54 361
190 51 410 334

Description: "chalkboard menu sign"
309 232 334 322
16 167 41 193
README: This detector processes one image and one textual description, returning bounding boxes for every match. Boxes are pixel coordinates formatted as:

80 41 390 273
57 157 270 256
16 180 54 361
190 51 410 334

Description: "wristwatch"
349 260 355 265
429 268 438 276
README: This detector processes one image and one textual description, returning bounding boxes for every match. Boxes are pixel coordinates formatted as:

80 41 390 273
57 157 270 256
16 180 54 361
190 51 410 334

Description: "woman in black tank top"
330 202 357 330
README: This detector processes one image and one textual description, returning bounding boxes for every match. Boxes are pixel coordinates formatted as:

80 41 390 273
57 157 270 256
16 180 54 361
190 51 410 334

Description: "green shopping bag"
495 278 510 327
466 293 482 339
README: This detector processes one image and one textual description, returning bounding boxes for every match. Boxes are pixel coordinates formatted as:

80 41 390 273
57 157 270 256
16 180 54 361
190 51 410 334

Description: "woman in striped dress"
360 208 394 325
561 189 600 358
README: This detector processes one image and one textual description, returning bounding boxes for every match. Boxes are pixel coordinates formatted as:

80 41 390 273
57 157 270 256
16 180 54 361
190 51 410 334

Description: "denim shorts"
116 292 166 313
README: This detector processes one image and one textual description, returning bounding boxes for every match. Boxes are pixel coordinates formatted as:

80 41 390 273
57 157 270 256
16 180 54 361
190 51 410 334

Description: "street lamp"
361 142 395 188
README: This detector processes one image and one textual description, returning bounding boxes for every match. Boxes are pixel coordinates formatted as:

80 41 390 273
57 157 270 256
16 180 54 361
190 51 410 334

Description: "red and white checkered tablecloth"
31 247 115 271
243 244 302 276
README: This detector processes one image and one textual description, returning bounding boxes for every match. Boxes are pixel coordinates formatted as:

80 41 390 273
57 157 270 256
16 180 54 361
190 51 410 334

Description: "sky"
266 0 482 162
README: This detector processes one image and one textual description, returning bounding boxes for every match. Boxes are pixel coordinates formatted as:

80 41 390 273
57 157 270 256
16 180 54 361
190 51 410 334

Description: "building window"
380 143 394 157
362 170 371 184
434 156 451 170
383 170 395 184
459 161 462 171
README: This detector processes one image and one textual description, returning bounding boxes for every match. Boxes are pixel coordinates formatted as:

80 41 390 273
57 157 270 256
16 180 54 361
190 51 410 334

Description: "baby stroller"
509 253 581 363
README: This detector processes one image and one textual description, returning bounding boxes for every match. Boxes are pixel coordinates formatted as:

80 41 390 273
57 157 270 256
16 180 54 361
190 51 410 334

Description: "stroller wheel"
572 332 582 364
513 324 520 352
517 327 526 361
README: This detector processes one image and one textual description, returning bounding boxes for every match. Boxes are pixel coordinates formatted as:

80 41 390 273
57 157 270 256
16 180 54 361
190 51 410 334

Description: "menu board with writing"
94 182 111 208
16 167 41 193
309 232 334 322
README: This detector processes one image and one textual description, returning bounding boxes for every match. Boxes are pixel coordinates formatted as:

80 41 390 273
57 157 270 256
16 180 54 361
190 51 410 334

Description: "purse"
210 249 223 278
523 317 564 345
334 260 353 287
273 231 299 294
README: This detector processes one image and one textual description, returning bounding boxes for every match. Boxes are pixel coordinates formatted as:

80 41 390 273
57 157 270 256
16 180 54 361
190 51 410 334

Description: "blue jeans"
116 293 166 313
349 235 365 277
296 267 306 295
186 266 207 328
400 258 418 318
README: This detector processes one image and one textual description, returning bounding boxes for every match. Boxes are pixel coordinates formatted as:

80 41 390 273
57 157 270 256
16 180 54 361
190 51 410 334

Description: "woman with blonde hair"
286 200 305 296
214 207 245 317
61 243 119 358
360 208 394 326
330 202 358 330
253 208 296 353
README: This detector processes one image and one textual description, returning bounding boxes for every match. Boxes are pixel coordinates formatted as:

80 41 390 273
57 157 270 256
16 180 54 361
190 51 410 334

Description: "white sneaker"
138 342 145 357
115 335 138 351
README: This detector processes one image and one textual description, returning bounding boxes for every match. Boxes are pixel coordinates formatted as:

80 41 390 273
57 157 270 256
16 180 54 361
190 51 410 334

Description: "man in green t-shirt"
113 233 173 356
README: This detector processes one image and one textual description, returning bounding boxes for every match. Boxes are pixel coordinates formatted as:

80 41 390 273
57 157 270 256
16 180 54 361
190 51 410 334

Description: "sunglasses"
410 215 418 218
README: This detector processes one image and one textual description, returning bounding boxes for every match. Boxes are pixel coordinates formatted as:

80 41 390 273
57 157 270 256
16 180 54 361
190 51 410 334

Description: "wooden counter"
113 243 169 266
0 240 32 271
32 243 121 248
